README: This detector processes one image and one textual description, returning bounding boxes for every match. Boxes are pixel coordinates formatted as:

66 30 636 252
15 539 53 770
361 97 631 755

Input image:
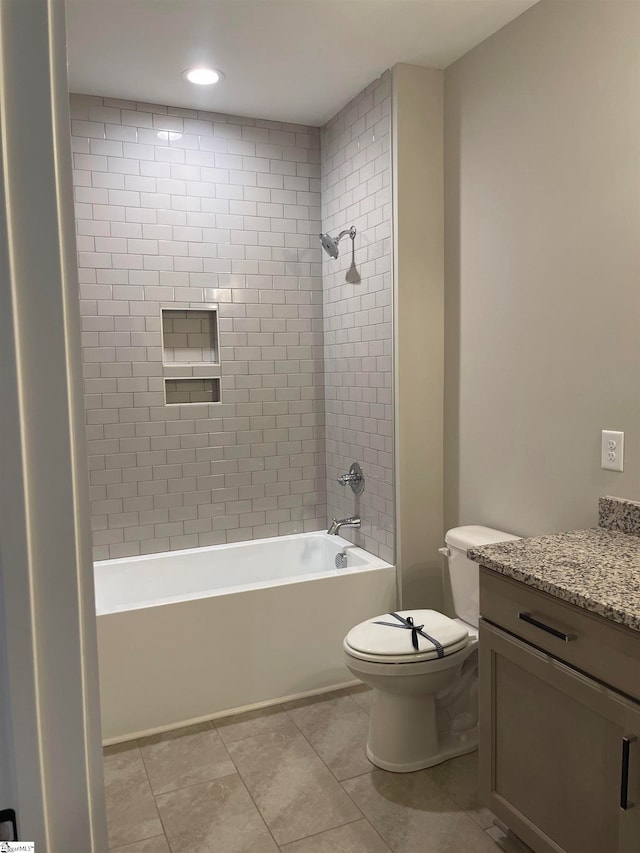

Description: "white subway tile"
73 120 106 139
74 93 347 557
76 186 109 205
70 94 103 118
88 105 122 123
105 123 138 142
111 222 142 239
74 153 108 172
197 137 227 155
156 146 186 164
153 114 184 133
108 157 140 175
90 138 123 157
168 164 200 181
92 172 126 191
121 109 153 128
125 207 157 223
125 175 157 193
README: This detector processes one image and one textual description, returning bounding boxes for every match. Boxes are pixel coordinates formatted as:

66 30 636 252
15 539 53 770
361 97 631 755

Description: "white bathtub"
95 531 396 743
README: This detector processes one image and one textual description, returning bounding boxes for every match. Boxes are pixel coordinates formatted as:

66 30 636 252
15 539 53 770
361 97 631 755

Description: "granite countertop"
468 524 640 633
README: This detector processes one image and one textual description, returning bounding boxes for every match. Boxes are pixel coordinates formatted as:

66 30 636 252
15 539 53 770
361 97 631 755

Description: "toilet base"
366 726 478 773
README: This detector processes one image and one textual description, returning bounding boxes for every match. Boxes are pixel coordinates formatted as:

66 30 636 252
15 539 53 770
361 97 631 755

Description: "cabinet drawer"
480 567 640 702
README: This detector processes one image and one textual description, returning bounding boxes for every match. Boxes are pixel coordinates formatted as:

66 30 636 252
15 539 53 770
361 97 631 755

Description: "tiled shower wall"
321 73 394 562
71 95 325 560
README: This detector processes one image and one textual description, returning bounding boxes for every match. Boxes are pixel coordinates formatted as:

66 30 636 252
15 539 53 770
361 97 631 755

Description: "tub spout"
327 516 361 535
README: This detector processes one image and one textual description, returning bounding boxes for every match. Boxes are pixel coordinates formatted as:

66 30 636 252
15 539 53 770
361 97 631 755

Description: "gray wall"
444 0 640 537
392 64 444 607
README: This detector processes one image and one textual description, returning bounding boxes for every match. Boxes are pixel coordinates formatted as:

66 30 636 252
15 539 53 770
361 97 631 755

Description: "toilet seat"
344 609 469 664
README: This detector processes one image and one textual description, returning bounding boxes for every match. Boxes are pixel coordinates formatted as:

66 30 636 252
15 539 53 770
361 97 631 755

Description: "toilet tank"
443 525 520 628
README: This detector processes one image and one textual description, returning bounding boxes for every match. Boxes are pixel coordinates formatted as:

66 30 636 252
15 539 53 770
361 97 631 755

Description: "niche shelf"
160 305 221 405
165 377 220 405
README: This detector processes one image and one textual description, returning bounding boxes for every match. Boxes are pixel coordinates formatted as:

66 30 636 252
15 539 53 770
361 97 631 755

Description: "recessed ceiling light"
183 67 223 86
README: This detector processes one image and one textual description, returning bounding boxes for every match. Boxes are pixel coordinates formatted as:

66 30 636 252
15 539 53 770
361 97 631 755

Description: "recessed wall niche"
165 378 221 405
161 306 221 404
162 308 218 365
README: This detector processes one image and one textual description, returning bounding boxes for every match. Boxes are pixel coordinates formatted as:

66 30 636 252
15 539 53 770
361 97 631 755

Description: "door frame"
0 0 107 848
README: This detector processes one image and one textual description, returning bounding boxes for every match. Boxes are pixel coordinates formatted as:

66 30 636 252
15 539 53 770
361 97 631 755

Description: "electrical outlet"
601 430 624 472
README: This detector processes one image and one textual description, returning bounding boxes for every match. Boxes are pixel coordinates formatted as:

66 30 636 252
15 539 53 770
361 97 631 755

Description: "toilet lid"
345 610 469 661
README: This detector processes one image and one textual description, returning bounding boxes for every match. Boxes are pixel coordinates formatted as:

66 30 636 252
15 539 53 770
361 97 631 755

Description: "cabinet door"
480 619 640 853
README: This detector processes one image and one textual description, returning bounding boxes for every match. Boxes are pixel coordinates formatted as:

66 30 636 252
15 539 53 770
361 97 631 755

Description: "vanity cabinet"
479 567 640 853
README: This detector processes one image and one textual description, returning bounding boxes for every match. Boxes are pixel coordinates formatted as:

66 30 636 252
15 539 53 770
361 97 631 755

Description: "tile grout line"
109 833 168 853
277 816 384 852
220 707 307 850
135 737 173 850
223 697 370 848
147 768 238 798
283 693 356 782
107 687 502 853
138 727 280 852
211 702 291 746
104 741 168 851
323 689 495 853
208 704 291 850
280 689 390 848
284 689 374 785
225 750 288 852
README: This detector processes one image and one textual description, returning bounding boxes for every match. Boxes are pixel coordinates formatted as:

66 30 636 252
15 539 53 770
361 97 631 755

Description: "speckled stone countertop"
468 524 640 633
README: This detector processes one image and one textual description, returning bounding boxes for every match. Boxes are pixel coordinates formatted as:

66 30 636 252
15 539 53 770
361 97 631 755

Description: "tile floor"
104 686 530 853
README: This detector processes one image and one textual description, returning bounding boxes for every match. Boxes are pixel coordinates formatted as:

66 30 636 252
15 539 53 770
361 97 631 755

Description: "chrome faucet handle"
336 462 365 496
337 473 361 485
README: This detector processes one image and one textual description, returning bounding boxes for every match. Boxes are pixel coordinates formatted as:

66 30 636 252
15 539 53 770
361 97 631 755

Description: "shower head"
320 232 339 259
319 225 356 258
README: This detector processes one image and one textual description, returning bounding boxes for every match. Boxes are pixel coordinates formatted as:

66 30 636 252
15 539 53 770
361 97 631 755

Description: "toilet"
343 525 519 772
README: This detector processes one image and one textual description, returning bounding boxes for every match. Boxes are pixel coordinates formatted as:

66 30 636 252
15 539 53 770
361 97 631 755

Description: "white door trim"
0 0 107 849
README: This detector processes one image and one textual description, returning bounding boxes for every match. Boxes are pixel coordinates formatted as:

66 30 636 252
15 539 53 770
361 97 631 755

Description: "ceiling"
65 0 538 126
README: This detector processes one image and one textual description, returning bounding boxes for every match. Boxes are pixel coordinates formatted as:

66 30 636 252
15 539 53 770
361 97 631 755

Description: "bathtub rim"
95 529 393 616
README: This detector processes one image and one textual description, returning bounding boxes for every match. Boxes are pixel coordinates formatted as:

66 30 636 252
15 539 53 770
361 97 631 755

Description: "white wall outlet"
601 430 624 472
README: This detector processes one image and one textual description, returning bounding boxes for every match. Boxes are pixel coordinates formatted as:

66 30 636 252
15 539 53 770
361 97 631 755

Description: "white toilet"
343 525 519 772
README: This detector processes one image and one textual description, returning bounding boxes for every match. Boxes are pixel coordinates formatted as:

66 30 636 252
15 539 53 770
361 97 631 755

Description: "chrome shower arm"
336 226 356 243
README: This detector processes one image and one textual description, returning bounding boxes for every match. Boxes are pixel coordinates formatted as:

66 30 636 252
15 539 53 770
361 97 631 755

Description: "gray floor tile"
343 768 503 853
486 824 535 852
104 690 508 853
279 818 392 852
227 723 362 845
345 684 373 713
138 721 236 794
156 774 279 853
427 751 495 829
284 690 373 780
103 742 163 849
214 703 291 745
110 835 170 853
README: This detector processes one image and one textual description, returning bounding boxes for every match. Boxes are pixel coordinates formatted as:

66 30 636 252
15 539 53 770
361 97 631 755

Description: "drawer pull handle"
518 611 577 642
621 735 636 810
